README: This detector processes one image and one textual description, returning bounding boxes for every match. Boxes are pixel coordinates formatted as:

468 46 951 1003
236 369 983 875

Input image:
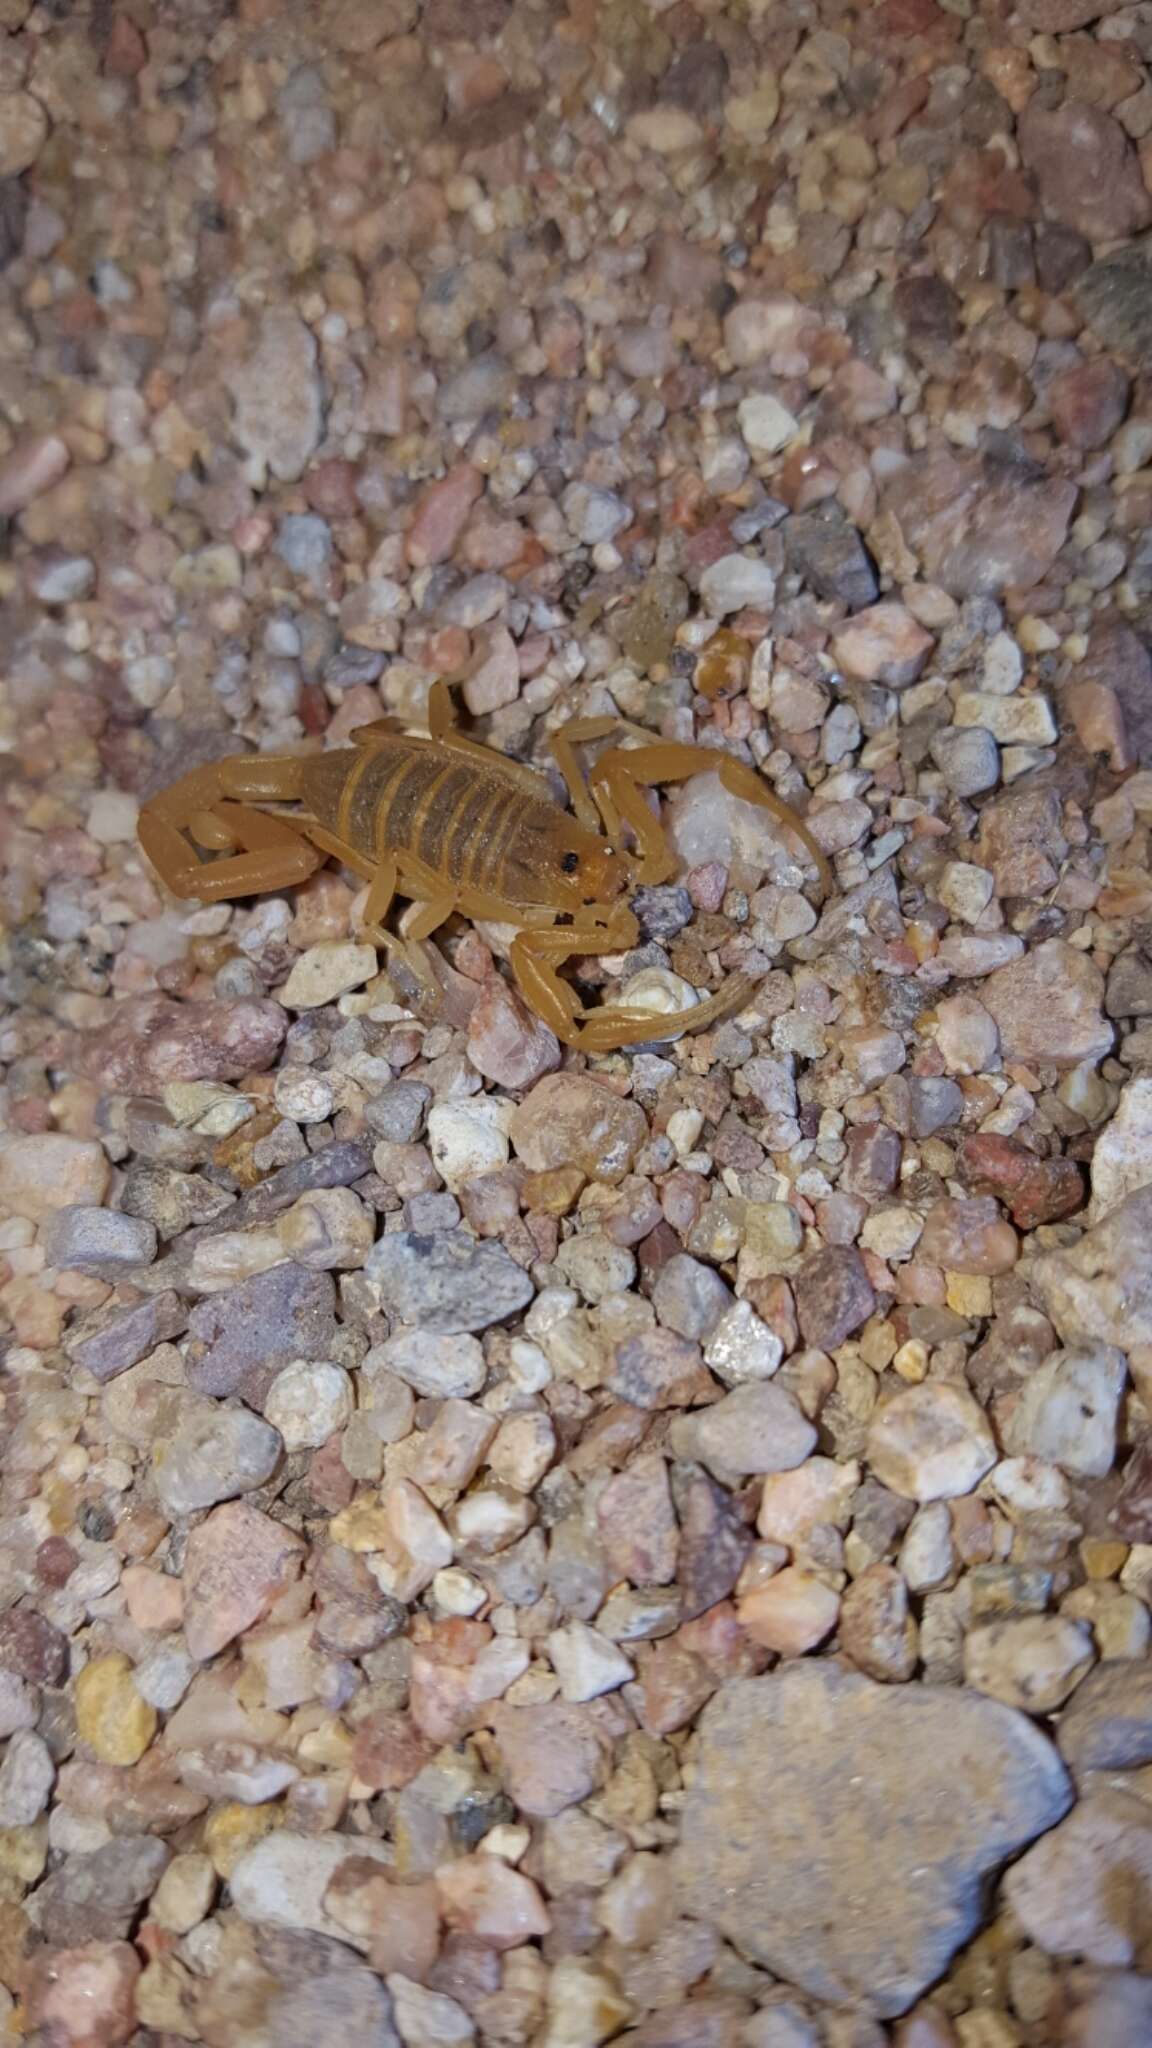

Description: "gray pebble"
0 1728 54 1826
366 1228 534 1333
365 1081 431 1143
41 1205 158 1276
651 1252 734 1342
153 1402 283 1517
930 725 1000 797
275 513 333 581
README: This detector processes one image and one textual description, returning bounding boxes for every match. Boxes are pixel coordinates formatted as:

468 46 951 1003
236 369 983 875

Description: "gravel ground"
2 0 1152 2041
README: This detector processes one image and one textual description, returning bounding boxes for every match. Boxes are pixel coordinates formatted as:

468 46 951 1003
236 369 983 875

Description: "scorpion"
137 681 831 1052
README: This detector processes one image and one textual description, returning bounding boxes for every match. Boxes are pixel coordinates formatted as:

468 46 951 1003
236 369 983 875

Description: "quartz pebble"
867 1386 997 1503
704 1300 783 1384
0 1727 54 1825
1034 1187 1152 1350
1003 1348 1126 1479
280 942 377 1008
264 1358 352 1449
547 1622 634 1703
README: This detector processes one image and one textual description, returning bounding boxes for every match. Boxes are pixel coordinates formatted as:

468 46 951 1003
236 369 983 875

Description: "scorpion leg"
137 758 325 901
589 742 832 899
548 716 619 831
426 677 555 798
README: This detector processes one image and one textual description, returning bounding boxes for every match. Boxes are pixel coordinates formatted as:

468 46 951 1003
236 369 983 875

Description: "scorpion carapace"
137 681 830 1051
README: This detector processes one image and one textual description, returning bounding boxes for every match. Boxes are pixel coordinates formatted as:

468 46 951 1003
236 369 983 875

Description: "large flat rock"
675 1663 1071 2018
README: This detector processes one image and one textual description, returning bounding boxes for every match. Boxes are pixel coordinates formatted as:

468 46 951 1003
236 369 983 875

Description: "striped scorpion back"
301 735 573 907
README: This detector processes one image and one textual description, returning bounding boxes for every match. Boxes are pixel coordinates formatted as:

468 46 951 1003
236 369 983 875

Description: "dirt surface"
2 0 1152 2043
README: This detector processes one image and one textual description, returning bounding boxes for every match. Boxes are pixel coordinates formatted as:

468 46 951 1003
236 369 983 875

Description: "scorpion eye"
561 851 580 874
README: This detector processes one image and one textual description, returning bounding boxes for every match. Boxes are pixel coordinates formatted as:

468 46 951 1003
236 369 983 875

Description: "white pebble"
264 1359 353 1450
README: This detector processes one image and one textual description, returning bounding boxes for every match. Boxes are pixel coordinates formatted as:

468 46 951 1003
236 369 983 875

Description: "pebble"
185 1264 336 1399
1005 1790 1152 1965
365 1230 534 1334
786 511 878 612
151 1852 216 1935
67 1289 188 1385
231 1830 388 1938
738 394 798 457
408 463 482 568
427 1098 511 1189
372 1328 486 1398
388 1975 475 2048
466 979 561 1090
1003 1347 1126 1479
0 431 69 515
563 481 631 545
930 727 1000 799
0 1727 54 1825
1034 1186 1152 1350
676 1666 1071 2019
75 1653 157 1766
1078 241 1152 366
1018 100 1152 244
491 1703 603 1818
957 1134 1083 1231
607 1328 711 1409
699 555 778 618
228 308 324 483
41 1206 157 1275
436 1853 550 1949
24 1941 141 2048
739 1569 841 1657
1088 1073 1152 1222
831 605 933 688
263 1358 352 1449
0 1134 109 1220
75 994 286 1092
795 1246 875 1351
963 1617 1095 1715
839 1565 917 1684
981 940 1112 1071
917 1197 1018 1277
1056 1660 1152 1772
280 941 377 1008
704 1300 783 1384
867 1385 997 1503
651 1252 734 1342
277 1187 374 1268
509 1074 647 1183
548 1622 634 1703
671 1382 817 1478
152 1401 282 1514
181 1502 306 1662
953 690 1057 747
273 1066 334 1123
